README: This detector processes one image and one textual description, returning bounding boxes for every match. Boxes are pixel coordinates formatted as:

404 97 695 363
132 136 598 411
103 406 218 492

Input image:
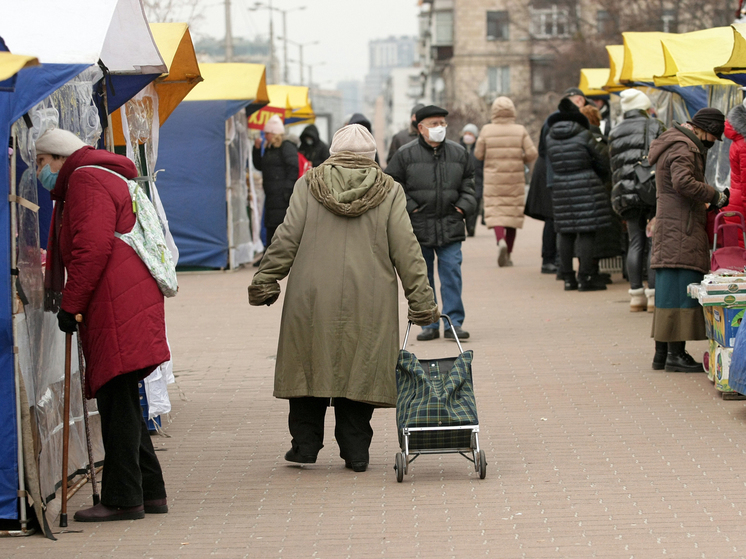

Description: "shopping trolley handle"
402 314 465 354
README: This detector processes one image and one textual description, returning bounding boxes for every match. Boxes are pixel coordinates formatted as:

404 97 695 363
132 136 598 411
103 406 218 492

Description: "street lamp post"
250 2 306 84
278 37 319 85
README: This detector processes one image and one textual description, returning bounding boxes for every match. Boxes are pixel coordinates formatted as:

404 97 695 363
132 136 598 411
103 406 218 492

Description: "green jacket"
250 159 438 407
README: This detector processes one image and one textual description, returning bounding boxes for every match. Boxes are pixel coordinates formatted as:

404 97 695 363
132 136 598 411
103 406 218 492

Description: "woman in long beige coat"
475 96 538 266
249 124 438 472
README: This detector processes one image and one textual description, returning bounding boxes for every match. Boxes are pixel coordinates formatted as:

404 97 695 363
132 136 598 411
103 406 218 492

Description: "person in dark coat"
387 103 424 164
460 123 484 237
648 108 729 372
386 105 477 341
525 88 588 275
36 128 170 522
253 115 299 245
609 89 666 313
348 113 380 165
299 124 330 167
545 98 612 292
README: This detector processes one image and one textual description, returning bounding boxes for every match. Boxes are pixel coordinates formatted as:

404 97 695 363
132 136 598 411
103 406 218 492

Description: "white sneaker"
629 288 646 312
497 239 509 267
645 288 655 313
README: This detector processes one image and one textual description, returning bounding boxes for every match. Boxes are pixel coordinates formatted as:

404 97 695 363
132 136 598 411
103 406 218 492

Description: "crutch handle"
75 314 83 323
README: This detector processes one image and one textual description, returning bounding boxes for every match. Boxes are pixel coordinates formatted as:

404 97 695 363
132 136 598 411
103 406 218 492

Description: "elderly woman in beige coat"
475 96 538 266
249 124 439 473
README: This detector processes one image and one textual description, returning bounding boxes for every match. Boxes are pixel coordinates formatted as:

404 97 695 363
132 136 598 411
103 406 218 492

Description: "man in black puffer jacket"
609 89 666 312
546 98 612 292
386 105 477 341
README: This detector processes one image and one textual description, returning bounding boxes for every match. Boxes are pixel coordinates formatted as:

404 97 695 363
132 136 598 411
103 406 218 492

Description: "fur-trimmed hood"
546 98 590 130
727 104 746 140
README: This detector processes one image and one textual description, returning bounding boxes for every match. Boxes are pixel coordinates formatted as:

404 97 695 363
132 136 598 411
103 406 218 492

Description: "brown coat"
648 124 717 273
249 161 438 407
475 97 538 229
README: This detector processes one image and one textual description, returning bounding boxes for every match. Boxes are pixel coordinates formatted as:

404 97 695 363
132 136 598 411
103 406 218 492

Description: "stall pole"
226 122 235 270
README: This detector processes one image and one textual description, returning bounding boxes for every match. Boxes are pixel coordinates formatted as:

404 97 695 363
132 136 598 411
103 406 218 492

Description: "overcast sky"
187 0 420 87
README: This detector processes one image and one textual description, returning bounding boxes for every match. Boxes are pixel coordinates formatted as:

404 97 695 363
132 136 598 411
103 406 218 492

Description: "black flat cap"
563 87 585 98
416 105 449 124
690 107 725 141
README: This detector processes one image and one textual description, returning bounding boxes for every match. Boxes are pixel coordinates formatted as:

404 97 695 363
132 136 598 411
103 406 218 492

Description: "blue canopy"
157 100 249 268
0 62 88 520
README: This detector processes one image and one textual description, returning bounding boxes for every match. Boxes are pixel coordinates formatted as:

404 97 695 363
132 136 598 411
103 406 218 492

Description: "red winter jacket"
53 147 170 397
723 107 746 247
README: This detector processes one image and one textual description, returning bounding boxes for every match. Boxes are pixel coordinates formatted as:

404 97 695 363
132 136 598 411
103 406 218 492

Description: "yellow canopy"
266 84 314 123
579 69 610 96
604 45 626 91
185 63 269 102
654 27 736 86
113 22 204 145
715 23 746 78
621 32 672 84
0 52 38 81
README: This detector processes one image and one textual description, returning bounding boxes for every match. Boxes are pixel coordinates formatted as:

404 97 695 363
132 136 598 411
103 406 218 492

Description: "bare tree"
142 0 205 27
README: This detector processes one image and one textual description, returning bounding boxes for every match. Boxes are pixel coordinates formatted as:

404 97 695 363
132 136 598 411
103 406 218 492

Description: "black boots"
563 273 578 291
652 341 667 370
662 341 704 373
578 275 608 292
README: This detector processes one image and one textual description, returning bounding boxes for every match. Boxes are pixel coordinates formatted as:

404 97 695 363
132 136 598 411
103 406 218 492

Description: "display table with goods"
688 273 746 398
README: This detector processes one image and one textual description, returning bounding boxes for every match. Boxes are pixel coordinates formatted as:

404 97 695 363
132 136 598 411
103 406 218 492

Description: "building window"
433 10 454 46
530 3 573 39
488 66 511 95
487 11 509 41
661 9 677 33
531 59 553 93
596 9 615 36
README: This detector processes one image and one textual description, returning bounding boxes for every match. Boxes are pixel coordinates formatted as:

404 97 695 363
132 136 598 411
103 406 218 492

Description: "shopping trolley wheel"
394 452 405 483
476 450 487 480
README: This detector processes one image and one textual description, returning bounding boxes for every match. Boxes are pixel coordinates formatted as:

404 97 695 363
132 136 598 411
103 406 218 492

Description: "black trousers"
625 209 655 289
96 370 167 508
288 397 375 463
542 219 557 265
559 231 596 278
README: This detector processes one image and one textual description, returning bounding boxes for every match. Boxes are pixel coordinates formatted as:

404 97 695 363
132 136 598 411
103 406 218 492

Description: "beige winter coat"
475 97 538 229
249 155 439 407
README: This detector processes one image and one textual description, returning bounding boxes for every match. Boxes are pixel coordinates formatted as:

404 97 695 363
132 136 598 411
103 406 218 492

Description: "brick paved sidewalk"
3 218 746 559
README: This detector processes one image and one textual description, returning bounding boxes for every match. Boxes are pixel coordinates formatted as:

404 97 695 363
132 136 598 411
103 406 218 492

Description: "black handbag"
633 119 657 206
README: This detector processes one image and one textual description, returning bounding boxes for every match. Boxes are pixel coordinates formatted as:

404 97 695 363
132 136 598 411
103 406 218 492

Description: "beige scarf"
305 152 394 217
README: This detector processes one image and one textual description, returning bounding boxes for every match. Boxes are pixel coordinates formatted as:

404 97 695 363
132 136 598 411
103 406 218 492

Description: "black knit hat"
689 108 725 141
415 105 449 125
411 103 426 116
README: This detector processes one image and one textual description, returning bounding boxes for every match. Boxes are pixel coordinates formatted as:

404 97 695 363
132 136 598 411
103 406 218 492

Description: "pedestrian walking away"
545 97 613 292
475 96 537 266
609 89 666 312
386 104 477 342
249 124 439 472
253 114 299 246
648 108 730 372
460 123 484 237
387 103 424 165
36 128 170 522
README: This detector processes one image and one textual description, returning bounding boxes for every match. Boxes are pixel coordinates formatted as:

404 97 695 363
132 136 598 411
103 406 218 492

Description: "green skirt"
652 268 706 342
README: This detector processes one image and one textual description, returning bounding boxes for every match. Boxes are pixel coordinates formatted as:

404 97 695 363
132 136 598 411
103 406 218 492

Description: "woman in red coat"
723 102 746 245
36 129 171 522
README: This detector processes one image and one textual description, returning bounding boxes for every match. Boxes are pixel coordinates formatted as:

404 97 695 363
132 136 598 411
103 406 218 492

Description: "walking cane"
76 314 100 506
60 328 72 527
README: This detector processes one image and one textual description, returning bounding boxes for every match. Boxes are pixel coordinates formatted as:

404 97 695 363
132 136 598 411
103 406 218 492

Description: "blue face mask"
39 164 58 191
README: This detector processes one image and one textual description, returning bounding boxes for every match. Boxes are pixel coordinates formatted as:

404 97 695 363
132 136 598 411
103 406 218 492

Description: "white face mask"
462 134 476 145
427 125 446 143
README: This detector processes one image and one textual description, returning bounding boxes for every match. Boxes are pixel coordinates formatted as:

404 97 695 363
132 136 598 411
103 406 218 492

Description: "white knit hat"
35 128 87 157
264 114 285 135
620 89 652 113
329 124 377 160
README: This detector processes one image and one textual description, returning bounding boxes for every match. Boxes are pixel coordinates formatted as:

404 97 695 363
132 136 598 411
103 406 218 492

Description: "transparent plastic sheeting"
119 84 174 418
11 67 104 523
226 109 258 266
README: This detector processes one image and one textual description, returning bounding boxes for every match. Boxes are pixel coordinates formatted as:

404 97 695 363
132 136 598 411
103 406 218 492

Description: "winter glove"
248 281 281 306
408 305 441 327
57 309 78 334
711 188 730 209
